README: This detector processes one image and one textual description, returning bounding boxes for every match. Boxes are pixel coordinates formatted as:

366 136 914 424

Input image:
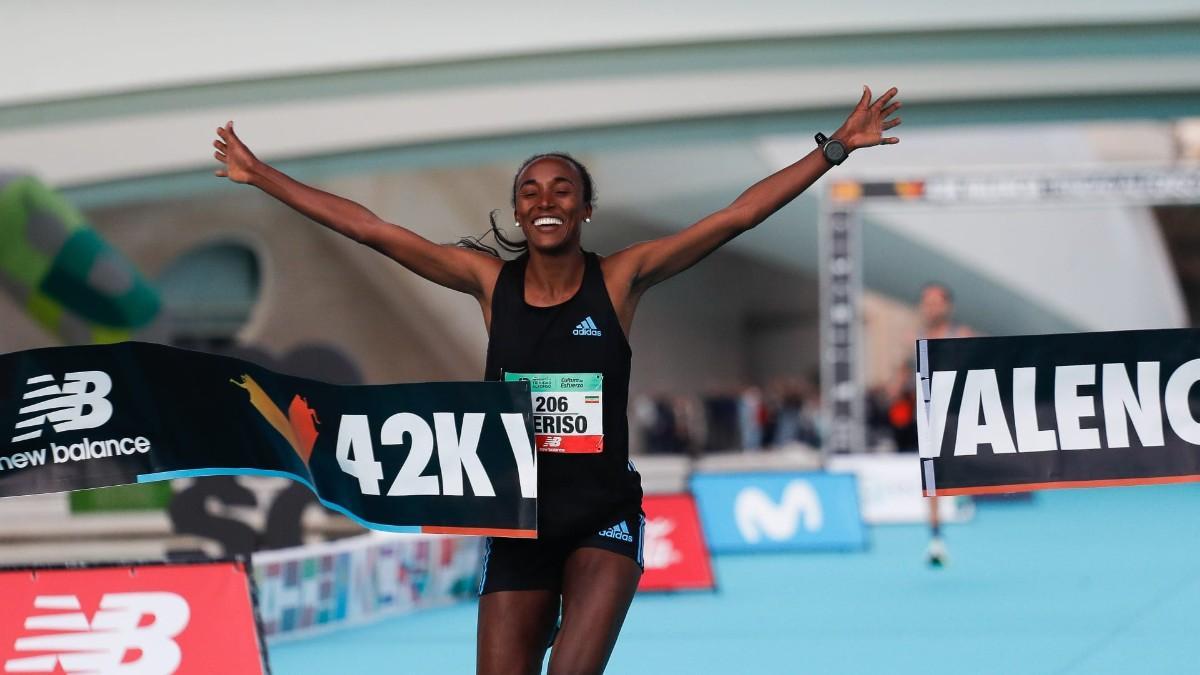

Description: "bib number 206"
534 396 569 412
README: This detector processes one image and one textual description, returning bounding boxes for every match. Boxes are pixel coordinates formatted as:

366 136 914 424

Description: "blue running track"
271 483 1200 674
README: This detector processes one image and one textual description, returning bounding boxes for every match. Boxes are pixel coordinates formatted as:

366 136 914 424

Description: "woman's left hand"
835 86 902 152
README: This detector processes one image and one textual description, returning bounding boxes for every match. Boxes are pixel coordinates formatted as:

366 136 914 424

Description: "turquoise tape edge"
137 468 422 534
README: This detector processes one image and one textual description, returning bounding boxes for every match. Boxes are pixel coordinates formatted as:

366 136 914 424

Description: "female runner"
213 84 901 674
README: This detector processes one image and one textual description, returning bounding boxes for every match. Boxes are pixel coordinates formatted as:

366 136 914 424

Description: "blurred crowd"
633 378 822 455
634 282 973 456
866 360 919 453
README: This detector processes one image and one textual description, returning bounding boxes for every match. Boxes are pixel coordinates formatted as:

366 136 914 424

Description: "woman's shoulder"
595 246 640 283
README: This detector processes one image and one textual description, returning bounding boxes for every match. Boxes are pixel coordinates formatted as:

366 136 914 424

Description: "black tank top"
484 251 643 537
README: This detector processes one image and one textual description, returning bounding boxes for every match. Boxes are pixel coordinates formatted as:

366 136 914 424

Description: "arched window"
157 242 260 350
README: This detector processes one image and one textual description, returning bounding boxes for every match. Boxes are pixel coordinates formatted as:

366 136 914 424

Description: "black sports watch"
815 132 848 166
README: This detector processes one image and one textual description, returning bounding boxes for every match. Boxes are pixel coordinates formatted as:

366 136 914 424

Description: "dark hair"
456 152 596 257
920 281 954 304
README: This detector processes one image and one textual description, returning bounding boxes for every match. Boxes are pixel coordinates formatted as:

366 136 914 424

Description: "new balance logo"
4 593 190 674
572 317 602 337
11 372 113 443
598 520 634 542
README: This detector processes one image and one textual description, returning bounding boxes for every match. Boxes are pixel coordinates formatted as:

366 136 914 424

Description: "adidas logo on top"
598 520 633 542
572 316 602 337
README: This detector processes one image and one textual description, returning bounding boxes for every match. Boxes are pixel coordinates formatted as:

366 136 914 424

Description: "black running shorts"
478 512 645 595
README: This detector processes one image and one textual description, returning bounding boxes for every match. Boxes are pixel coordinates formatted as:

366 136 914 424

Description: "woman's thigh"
477 589 560 675
547 547 642 675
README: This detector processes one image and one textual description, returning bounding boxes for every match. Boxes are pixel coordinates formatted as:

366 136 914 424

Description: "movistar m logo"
598 520 633 542
734 480 824 543
11 372 113 443
572 316 602 337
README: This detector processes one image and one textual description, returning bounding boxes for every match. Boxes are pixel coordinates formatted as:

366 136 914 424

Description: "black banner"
0 342 537 537
917 328 1200 496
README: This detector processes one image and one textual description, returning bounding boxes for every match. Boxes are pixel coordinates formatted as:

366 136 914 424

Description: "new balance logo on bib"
572 317 602 337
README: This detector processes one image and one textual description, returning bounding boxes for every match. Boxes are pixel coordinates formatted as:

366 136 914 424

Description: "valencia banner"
0 342 537 537
917 328 1200 497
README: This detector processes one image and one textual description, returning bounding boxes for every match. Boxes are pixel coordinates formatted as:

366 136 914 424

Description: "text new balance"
0 437 154 473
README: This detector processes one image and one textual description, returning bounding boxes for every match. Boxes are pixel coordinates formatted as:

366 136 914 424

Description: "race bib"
504 372 603 453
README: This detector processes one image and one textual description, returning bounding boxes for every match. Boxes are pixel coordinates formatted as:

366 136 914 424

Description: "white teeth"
533 217 563 226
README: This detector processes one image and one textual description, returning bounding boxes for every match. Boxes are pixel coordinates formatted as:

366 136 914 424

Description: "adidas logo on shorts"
598 520 633 542
572 316 602 337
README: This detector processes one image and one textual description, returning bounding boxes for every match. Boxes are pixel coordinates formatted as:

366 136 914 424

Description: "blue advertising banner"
690 472 867 553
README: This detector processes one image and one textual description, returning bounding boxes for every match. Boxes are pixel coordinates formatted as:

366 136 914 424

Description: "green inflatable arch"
0 174 161 343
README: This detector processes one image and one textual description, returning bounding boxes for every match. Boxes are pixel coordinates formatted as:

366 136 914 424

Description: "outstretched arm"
212 122 500 298
612 86 901 293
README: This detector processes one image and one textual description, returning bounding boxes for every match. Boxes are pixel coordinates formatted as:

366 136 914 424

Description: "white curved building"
3 0 1199 392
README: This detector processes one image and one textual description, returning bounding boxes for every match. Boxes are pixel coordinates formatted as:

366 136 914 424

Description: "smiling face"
513 156 592 254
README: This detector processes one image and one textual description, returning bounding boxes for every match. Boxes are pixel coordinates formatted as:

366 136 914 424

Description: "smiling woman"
211 84 901 675
457 152 597 262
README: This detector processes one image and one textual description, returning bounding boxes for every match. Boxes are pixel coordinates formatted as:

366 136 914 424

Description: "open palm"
837 86 902 151
212 121 258 184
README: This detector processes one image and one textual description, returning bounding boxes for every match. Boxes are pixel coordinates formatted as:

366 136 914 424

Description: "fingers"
883 117 901 130
883 101 901 117
882 137 900 145
858 85 871 109
872 87 899 109
214 123 232 177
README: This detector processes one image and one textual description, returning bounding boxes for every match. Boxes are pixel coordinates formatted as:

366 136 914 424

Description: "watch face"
826 141 847 163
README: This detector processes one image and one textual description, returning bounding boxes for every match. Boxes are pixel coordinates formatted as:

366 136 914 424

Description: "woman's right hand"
213 121 259 184
206 119 502 301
